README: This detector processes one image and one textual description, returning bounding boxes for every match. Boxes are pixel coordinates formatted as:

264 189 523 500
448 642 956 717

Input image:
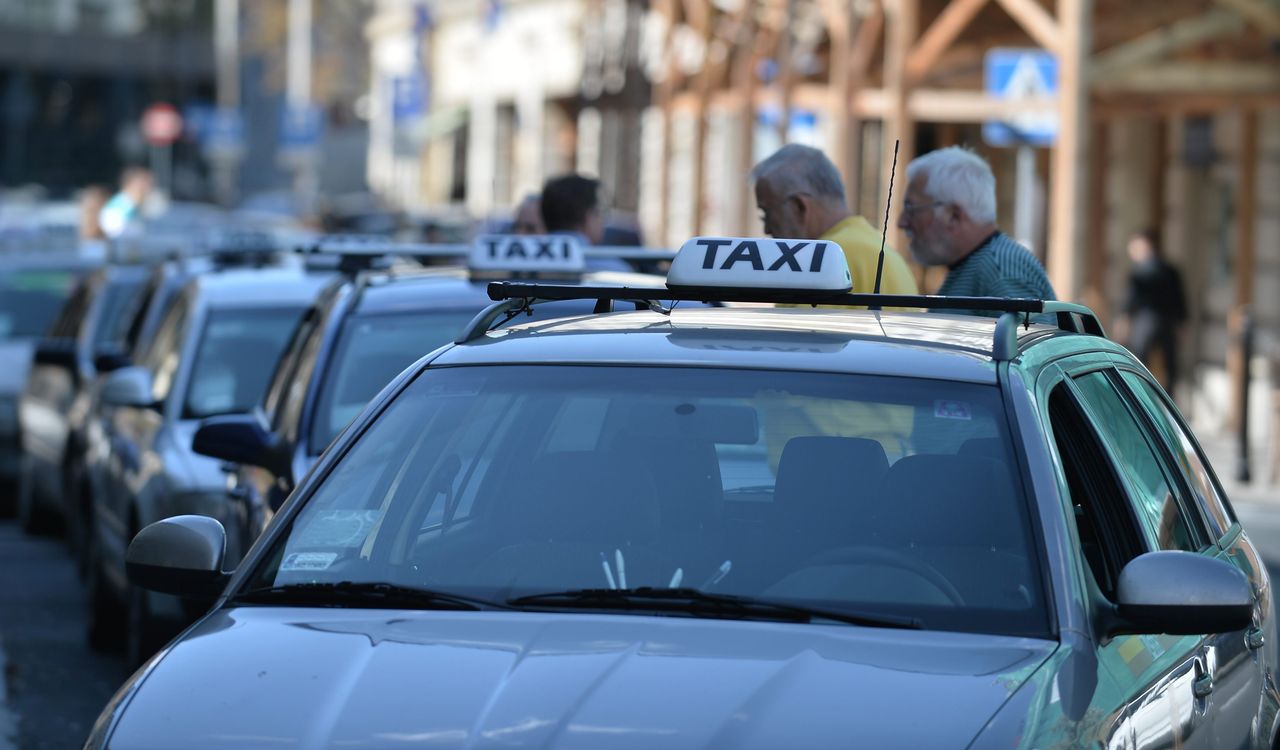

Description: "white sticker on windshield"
281 552 338 572
934 400 972 420
293 510 383 548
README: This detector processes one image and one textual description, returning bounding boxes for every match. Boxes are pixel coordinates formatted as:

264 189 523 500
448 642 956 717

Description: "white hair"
905 146 997 225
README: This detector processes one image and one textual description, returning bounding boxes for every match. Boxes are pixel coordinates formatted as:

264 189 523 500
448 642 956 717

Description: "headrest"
518 451 661 545
875 454 1022 550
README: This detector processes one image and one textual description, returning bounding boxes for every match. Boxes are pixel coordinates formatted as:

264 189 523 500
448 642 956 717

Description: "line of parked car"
2 221 673 668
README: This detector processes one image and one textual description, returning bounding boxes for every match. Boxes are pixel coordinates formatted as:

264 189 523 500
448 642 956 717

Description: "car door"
1069 367 1220 749
1114 367 1270 748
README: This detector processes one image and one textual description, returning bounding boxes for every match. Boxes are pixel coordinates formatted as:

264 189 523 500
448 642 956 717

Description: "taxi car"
93 237 1277 749
190 234 682 557
84 261 332 665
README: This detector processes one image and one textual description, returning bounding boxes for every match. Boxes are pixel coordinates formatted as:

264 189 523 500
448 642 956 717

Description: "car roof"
344 266 671 317
189 266 333 308
431 307 1077 383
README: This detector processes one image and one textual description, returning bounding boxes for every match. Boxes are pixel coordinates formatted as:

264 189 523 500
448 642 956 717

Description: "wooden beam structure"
1085 119 1109 321
1089 9 1244 80
1048 0 1090 300
906 0 989 84
1215 0 1280 36
993 0 1063 54
1094 62 1280 93
1235 110 1258 309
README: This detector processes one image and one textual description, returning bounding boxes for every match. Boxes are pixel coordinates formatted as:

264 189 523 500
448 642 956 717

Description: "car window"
49 280 90 338
307 310 478 452
182 308 306 419
0 268 77 340
1071 370 1203 553
140 296 188 403
263 308 320 422
1119 371 1234 538
275 312 326 444
91 278 145 346
1047 382 1146 600
249 365 1050 638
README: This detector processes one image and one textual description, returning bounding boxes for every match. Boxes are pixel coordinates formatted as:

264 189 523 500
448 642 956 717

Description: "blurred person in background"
1117 227 1187 394
897 146 1055 310
512 194 544 235
752 144 917 296
539 174 627 272
98 166 153 239
78 185 110 260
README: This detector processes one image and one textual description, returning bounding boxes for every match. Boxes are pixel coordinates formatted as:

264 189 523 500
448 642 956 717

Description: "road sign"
141 103 183 146
983 49 1058 147
280 103 325 153
201 108 245 160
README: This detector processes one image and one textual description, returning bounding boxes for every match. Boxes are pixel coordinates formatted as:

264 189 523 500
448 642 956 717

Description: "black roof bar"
464 281 1107 353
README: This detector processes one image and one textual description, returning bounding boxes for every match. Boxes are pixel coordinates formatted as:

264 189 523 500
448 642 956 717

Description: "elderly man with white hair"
752 144 918 296
897 146 1055 313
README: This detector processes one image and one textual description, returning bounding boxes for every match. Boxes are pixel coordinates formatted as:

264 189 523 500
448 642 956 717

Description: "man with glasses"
751 144 918 296
897 146 1055 312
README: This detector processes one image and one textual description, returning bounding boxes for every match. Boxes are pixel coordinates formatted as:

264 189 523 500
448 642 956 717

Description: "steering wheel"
800 545 966 606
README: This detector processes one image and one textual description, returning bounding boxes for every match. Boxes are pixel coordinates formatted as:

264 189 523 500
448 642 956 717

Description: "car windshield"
246 365 1049 638
0 269 77 340
183 307 305 419
309 310 480 451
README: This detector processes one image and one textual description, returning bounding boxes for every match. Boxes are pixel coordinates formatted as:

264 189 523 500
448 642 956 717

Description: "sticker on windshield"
292 510 383 548
934 400 972 420
281 552 339 572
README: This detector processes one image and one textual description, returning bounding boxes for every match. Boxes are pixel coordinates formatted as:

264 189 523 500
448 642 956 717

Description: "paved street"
0 521 130 750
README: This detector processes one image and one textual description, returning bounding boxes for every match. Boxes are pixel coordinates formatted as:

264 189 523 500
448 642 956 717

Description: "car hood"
0 340 34 395
106 608 1056 749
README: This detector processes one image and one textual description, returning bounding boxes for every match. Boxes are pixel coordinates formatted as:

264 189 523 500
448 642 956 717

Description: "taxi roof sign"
666 237 851 294
470 234 585 273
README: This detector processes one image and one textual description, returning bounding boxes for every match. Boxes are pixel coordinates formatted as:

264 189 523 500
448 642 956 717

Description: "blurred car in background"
0 255 94 514
16 263 149 533
85 262 332 665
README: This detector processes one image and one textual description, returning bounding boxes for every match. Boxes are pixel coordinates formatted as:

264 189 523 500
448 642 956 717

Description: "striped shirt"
933 231 1056 317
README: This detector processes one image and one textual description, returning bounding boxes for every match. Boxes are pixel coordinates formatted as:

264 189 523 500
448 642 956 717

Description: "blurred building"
0 0 214 195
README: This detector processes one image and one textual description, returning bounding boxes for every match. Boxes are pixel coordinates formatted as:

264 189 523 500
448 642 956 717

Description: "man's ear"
945 203 965 226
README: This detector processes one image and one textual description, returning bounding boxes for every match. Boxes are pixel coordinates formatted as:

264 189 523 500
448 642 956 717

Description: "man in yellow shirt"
751 144 918 297
750 144 919 470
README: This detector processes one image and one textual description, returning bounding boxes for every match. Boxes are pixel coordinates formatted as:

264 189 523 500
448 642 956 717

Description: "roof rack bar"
455 298 527 344
300 236 676 262
1041 301 1106 337
487 282 1046 313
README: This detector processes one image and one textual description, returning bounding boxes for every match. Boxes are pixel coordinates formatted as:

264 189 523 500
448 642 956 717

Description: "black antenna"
871 139 900 308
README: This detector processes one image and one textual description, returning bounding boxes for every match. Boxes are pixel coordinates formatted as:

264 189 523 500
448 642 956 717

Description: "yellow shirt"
761 216 919 471
822 215 918 296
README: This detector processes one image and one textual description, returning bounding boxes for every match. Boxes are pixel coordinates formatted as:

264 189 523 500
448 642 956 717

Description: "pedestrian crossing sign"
983 49 1059 147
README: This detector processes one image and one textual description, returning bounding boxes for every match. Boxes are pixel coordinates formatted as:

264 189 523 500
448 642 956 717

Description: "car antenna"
870 139 900 310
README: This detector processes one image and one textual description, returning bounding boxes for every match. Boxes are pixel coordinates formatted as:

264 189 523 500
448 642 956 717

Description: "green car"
101 236 1276 749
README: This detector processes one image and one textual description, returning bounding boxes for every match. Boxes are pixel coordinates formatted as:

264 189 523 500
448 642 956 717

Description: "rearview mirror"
1112 551 1253 636
192 411 286 475
126 515 229 597
101 366 157 409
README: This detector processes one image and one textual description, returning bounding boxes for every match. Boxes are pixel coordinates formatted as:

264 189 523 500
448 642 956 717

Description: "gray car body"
88 308 1280 749
88 266 332 622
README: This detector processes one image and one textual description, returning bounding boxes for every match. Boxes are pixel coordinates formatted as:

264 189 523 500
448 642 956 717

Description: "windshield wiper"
508 587 921 629
232 581 505 611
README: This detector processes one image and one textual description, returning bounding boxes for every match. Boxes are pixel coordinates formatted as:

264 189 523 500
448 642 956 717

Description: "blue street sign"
183 103 215 140
391 70 427 122
202 108 245 160
280 103 325 152
983 49 1058 147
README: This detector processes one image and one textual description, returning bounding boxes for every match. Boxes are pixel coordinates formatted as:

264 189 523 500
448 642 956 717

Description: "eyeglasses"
901 200 945 215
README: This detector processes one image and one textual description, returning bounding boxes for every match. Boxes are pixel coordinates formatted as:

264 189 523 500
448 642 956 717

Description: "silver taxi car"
93 236 1276 749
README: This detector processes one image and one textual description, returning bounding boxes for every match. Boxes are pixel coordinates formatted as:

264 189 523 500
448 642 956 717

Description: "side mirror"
193 411 286 475
1112 551 1253 636
126 515 230 597
33 337 77 369
93 343 131 374
101 366 157 409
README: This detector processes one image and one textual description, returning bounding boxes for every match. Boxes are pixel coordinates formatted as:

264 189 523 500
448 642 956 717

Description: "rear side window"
183 308 305 419
1119 371 1234 538
1071 371 1203 553
0 269 76 340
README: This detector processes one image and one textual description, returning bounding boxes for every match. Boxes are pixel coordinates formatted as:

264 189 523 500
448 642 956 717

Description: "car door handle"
1246 626 1265 650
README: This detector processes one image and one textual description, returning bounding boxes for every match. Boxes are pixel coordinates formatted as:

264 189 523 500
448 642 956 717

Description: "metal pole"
287 0 317 213
1014 144 1035 252
1237 307 1253 482
214 0 240 207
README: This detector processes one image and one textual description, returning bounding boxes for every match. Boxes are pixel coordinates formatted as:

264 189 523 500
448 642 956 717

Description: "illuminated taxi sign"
470 234 586 273
666 237 851 292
